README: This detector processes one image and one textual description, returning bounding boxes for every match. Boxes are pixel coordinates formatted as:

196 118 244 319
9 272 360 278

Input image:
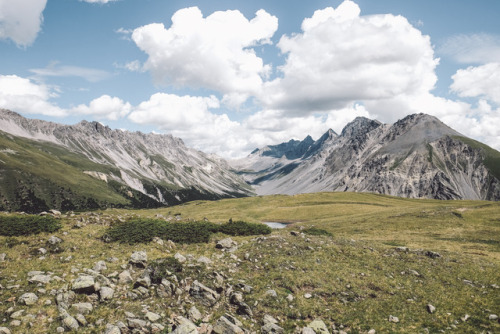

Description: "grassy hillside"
453 135 500 181
0 131 130 212
1 192 497 333
131 192 500 261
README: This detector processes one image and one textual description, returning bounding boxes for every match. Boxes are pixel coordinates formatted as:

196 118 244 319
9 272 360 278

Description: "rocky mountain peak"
340 116 382 138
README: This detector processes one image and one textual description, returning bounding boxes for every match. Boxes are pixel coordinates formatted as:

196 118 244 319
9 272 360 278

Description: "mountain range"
0 109 252 212
231 113 500 201
0 109 499 212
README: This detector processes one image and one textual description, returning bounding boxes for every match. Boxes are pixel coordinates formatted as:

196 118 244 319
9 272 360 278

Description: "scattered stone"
308 319 329 334
62 316 79 330
368 330 376 334
409 270 420 276
56 327 64 333
0 327 11 334
197 256 213 265
18 293 38 305
213 314 244 334
71 302 93 315
75 314 87 326
216 238 237 250
127 318 147 329
172 316 198 334
152 236 164 246
261 323 284 334
118 270 133 284
188 306 202 322
10 310 25 320
304 293 312 299
72 275 96 294
395 247 409 252
461 314 470 322
265 289 277 298
425 251 441 259
104 324 121 334
189 280 219 306
301 328 315 334
427 304 436 314
489 314 498 320
135 271 151 288
129 251 147 268
174 253 187 263
38 248 47 255
93 261 107 272
48 236 63 245
99 287 114 302
286 294 294 302
49 209 62 216
9 321 20 327
290 231 300 236
263 315 278 325
389 315 399 323
145 311 161 322
28 274 52 284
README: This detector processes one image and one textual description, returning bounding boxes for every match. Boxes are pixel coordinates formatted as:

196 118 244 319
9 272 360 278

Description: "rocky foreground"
0 210 499 333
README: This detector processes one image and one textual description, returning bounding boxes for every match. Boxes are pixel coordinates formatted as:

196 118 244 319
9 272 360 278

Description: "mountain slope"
232 113 500 201
0 109 252 212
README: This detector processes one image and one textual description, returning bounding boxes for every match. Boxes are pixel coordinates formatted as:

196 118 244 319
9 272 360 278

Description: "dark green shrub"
104 219 216 244
302 227 332 237
218 220 272 236
148 257 183 284
0 215 61 236
104 218 271 245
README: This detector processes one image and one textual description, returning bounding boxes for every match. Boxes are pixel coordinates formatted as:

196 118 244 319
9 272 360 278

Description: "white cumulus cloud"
131 7 278 105
70 95 132 120
0 74 65 116
0 0 47 47
262 0 438 117
451 62 500 105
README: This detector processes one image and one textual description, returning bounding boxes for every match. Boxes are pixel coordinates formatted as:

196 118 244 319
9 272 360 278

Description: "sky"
0 0 499 158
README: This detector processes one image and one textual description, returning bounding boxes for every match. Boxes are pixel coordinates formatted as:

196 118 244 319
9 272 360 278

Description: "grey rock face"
234 113 500 201
0 109 252 212
189 280 219 306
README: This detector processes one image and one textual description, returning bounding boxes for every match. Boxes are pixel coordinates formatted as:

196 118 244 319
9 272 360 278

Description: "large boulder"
72 275 97 294
129 251 147 268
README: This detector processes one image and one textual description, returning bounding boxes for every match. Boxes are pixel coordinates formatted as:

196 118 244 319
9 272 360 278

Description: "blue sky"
1 0 499 158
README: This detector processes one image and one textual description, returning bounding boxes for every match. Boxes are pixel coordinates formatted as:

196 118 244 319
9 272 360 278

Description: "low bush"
219 220 272 236
0 215 61 237
302 227 332 237
104 218 271 244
